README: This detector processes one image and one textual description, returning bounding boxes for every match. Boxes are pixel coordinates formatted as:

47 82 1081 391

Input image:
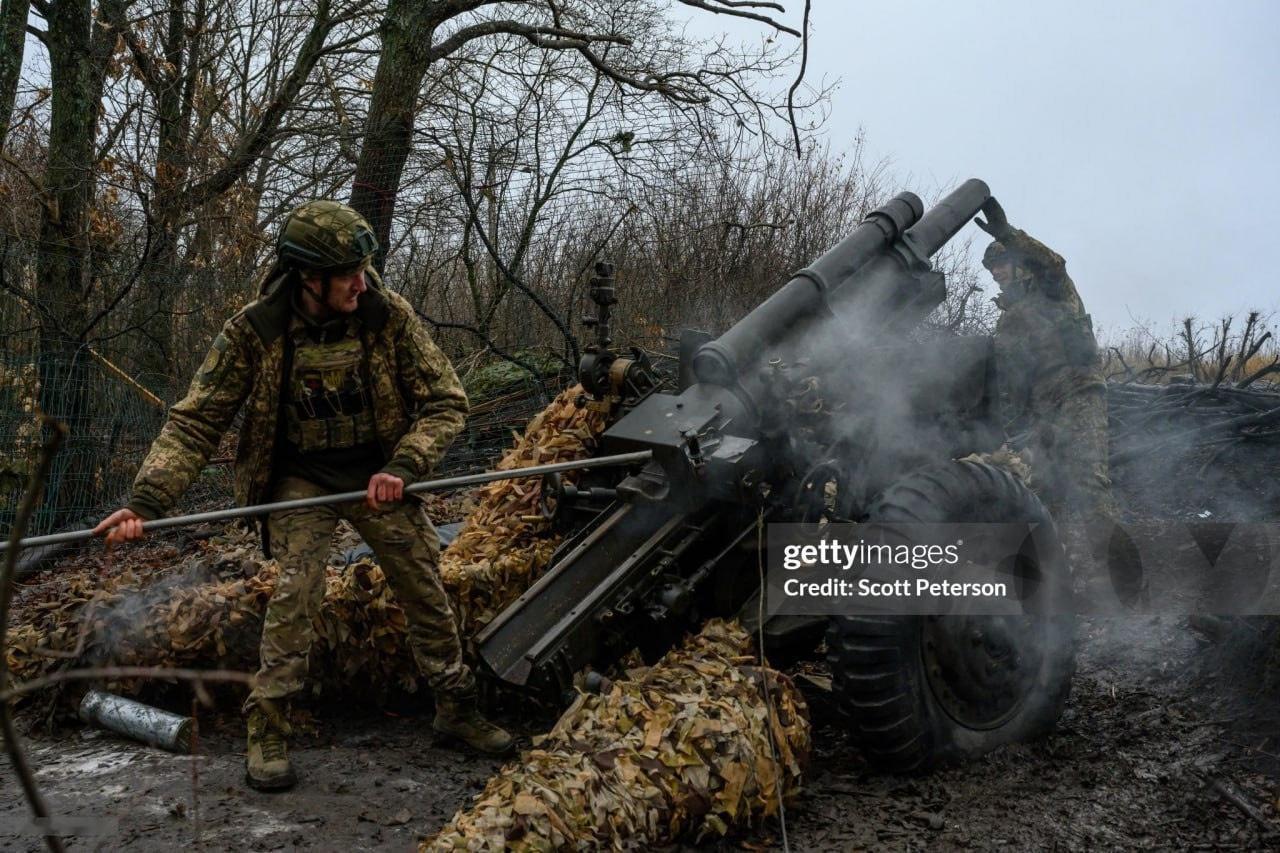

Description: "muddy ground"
3 441 1279 851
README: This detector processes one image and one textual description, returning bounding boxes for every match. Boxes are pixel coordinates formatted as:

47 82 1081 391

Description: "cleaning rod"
1 450 653 554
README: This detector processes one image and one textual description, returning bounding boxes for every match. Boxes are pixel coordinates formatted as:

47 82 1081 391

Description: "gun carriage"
477 179 1074 770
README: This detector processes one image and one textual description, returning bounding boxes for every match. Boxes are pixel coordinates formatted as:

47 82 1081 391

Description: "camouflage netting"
958 445 1032 485
6 547 425 698
440 386 608 641
6 385 607 702
425 619 810 851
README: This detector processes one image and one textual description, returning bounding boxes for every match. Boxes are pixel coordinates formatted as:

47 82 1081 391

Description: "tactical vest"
284 328 378 454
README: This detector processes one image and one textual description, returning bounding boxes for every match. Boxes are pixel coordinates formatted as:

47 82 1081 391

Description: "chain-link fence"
0 147 915 543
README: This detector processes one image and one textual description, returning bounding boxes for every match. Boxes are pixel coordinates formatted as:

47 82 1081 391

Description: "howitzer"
477 180 1075 771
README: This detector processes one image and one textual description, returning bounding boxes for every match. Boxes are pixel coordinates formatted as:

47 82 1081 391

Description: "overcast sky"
692 0 1280 338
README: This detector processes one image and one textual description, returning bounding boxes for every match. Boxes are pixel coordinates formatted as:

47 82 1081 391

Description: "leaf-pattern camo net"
425 619 810 851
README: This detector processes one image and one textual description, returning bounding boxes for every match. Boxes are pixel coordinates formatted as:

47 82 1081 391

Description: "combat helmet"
276 200 378 272
982 240 1011 270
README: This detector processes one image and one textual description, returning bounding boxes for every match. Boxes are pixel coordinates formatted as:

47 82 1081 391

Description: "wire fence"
0 150 959 544
0 141 905 541
0 315 578 541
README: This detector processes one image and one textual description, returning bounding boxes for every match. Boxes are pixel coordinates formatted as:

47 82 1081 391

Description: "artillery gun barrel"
692 192 924 386
692 180 994 389
902 178 992 259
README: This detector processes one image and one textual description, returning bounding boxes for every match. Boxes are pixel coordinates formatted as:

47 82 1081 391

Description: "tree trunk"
348 0 440 269
34 0 118 529
131 0 195 385
0 0 31 149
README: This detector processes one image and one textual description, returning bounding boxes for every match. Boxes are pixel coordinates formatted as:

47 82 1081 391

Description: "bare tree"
0 0 31 149
348 0 806 268
97 0 375 382
0 0 841 533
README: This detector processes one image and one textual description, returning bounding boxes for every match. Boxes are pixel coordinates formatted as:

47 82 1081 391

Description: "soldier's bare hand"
93 508 146 548
366 472 404 510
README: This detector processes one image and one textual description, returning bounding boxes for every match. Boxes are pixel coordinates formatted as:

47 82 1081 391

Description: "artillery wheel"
825 460 1076 773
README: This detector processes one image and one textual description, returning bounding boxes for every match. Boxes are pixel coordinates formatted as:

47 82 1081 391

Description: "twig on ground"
2 417 68 853
0 667 252 705
1237 355 1280 389
1207 777 1278 836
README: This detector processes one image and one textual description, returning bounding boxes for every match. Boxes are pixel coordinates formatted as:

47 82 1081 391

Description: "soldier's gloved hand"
974 198 1014 240
366 472 405 511
93 508 146 547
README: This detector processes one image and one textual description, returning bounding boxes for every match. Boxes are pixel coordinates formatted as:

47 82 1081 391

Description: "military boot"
245 707 296 791
432 692 515 756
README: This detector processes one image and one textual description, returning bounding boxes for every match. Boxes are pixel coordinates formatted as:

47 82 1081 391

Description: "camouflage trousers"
1023 387 1141 603
1025 384 1117 525
244 476 475 713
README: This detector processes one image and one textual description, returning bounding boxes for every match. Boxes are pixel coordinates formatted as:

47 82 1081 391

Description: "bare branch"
186 0 347 206
571 43 708 103
676 0 801 37
427 19 631 64
785 0 810 157
418 310 566 376
1 150 55 218
95 100 137 162
99 3 168 95
1236 355 1280 389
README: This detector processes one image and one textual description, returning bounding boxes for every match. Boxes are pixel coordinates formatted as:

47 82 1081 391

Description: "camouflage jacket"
992 229 1105 428
127 270 467 521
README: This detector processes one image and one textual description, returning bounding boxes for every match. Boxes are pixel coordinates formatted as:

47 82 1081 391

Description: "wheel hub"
922 614 1045 730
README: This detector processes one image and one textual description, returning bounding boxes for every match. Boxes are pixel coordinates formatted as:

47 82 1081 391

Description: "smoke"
85 541 258 664
759 256 1002 497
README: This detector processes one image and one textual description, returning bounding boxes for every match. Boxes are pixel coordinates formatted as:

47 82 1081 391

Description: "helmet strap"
298 270 335 317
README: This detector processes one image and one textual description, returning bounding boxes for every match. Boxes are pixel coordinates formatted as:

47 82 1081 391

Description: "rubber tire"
825 460 1076 773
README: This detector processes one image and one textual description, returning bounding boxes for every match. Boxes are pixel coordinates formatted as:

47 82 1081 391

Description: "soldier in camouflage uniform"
974 201 1135 606
95 200 514 792
975 200 1116 526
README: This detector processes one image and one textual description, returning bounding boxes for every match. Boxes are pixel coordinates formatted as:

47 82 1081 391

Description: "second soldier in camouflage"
975 200 1130 603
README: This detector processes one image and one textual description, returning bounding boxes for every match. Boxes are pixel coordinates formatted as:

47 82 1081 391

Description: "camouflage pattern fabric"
245 476 474 712
284 333 378 454
989 228 1117 525
277 199 378 271
0 361 41 492
126 268 467 527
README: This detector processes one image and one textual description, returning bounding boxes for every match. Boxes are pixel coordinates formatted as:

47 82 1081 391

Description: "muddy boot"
245 707 296 791
432 692 515 756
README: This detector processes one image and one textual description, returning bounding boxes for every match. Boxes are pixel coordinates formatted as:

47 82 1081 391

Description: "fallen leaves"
425 619 811 851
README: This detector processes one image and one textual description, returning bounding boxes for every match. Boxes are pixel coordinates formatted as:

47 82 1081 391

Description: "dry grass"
1101 311 1280 388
